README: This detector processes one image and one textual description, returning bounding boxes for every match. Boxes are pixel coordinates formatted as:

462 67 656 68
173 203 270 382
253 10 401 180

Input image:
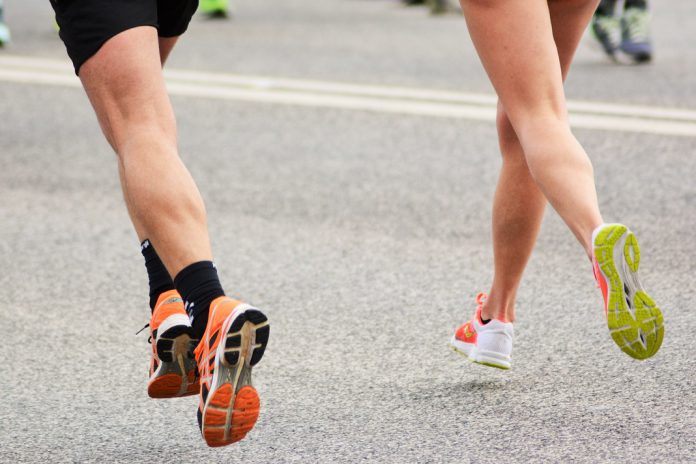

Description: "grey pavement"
1 1 695 463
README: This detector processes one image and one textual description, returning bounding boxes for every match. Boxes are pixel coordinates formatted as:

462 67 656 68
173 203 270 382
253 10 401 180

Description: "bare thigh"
460 0 597 130
495 0 598 143
159 36 179 65
549 0 600 79
79 26 176 152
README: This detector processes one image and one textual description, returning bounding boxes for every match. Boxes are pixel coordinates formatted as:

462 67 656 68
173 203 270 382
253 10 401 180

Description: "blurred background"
1 1 695 463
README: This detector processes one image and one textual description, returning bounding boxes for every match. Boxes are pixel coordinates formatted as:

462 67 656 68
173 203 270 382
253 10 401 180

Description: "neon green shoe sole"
593 224 664 360
449 343 511 370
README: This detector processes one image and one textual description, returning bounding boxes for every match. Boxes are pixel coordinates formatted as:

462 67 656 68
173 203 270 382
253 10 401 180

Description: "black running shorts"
50 0 199 75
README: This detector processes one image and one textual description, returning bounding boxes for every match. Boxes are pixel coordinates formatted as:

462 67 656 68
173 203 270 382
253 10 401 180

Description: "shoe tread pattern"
201 307 269 447
149 327 199 398
594 225 664 360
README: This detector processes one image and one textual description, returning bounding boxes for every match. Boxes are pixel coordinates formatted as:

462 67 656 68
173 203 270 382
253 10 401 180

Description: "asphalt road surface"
1 1 695 463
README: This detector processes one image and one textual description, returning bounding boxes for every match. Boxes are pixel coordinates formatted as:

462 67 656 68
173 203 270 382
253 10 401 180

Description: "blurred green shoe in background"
200 0 230 19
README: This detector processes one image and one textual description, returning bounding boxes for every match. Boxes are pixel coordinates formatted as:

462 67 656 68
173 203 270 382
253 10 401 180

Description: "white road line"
1 54 695 137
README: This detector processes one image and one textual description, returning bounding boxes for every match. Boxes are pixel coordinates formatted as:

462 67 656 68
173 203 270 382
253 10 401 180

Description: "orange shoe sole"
203 385 260 447
148 327 199 398
148 370 199 398
200 308 269 447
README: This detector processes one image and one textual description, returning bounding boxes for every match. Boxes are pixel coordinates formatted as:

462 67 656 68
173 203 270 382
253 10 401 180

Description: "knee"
509 103 569 152
111 112 177 158
113 126 178 166
86 85 177 156
496 103 523 159
520 119 594 174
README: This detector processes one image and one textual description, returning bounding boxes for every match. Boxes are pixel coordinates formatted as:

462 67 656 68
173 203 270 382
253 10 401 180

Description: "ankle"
174 261 225 340
141 239 175 312
482 289 517 322
481 301 514 323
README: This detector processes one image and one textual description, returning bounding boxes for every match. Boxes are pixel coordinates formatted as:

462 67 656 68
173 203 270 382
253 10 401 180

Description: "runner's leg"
469 0 601 321
79 26 213 276
482 103 546 322
460 0 603 260
118 35 180 241
159 36 179 64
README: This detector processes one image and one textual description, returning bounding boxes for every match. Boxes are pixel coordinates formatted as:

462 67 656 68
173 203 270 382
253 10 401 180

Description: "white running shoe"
450 292 514 370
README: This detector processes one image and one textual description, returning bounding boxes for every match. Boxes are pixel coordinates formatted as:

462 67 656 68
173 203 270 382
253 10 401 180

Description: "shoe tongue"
156 289 182 307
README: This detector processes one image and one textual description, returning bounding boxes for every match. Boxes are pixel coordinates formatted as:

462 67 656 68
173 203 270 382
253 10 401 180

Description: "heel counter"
477 323 513 357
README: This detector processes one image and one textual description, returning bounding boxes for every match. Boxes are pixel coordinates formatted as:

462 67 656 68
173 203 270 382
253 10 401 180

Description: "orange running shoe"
449 292 514 370
194 296 270 447
146 290 199 398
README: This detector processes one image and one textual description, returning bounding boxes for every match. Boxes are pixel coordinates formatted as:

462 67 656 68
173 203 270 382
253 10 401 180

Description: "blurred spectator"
592 0 652 63
0 0 11 46
401 0 457 15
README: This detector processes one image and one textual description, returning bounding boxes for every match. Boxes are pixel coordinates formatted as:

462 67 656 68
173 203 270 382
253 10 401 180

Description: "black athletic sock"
596 0 617 16
141 240 175 312
624 0 647 10
480 318 491 325
174 261 225 340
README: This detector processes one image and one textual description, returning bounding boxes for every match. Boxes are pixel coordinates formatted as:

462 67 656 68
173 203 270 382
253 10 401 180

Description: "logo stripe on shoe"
450 293 513 370
593 224 664 359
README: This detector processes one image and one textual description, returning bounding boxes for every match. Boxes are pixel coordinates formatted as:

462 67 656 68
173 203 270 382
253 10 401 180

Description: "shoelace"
595 15 619 31
595 16 621 40
623 9 650 42
474 292 489 323
135 323 152 344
